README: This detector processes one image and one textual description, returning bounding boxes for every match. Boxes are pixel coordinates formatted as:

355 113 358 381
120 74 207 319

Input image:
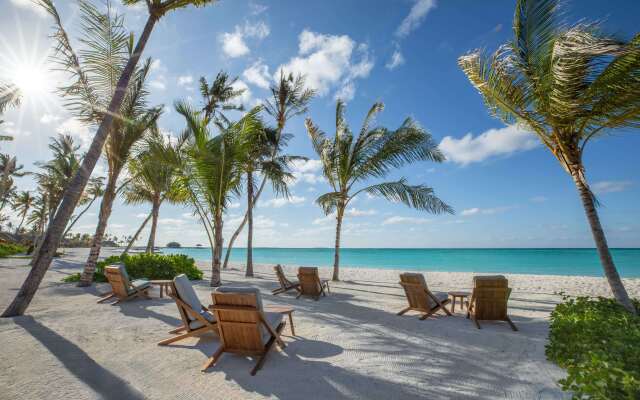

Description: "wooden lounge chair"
397 272 452 320
97 264 151 305
296 267 330 300
272 264 300 295
466 275 517 331
157 274 218 346
203 287 286 375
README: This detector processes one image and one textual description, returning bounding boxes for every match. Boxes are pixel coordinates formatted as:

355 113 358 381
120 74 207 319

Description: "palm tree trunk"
246 171 254 277
122 211 152 255
145 195 160 253
211 213 223 287
15 213 27 234
222 176 268 269
572 170 636 314
62 195 97 238
1 15 157 317
332 206 345 282
78 171 120 287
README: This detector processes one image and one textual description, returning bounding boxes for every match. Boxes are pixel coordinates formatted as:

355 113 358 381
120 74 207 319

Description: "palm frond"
359 179 453 214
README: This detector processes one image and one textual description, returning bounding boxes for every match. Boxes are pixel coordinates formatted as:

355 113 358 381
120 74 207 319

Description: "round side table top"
447 291 470 297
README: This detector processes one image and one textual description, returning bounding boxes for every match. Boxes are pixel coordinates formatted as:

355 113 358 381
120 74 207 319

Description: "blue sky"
1 0 639 248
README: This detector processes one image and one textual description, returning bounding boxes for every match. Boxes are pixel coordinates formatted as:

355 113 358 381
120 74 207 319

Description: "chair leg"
202 346 224 372
419 310 435 320
441 303 452 316
397 307 411 316
505 316 518 331
251 334 279 375
168 325 186 334
157 326 212 346
296 292 303 299
97 293 115 304
473 317 481 329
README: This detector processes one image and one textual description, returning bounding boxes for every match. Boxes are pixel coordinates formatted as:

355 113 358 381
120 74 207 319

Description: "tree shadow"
13 316 146 400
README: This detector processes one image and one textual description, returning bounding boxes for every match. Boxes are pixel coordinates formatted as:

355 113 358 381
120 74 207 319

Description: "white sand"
1 248 638 399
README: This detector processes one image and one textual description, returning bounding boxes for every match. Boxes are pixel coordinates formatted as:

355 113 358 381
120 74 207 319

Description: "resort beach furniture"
150 279 173 298
157 274 218 346
397 272 452 319
204 287 286 375
448 291 470 313
296 267 330 300
97 264 151 304
264 305 296 336
465 275 517 331
272 264 301 295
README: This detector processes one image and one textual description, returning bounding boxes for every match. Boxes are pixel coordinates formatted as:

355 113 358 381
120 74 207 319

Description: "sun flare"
10 62 49 98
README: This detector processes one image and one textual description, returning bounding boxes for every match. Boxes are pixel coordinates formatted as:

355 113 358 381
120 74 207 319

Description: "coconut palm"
172 102 257 286
63 176 105 238
307 101 453 281
0 82 21 133
122 134 186 252
199 71 245 124
457 0 640 313
13 191 34 234
0 154 26 210
2 0 217 318
222 71 314 269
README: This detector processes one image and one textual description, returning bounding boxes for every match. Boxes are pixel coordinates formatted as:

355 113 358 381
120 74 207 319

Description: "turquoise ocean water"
161 247 640 277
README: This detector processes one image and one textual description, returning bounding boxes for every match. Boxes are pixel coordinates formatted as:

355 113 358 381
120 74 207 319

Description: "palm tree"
122 134 185 252
0 82 21 133
13 191 34 234
172 102 256 286
307 101 453 281
222 72 315 269
200 71 246 124
63 176 105 238
3 0 216 317
457 0 639 313
0 154 27 211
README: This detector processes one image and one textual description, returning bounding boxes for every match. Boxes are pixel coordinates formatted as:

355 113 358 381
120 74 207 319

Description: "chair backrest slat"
298 267 321 296
274 264 291 288
472 275 509 320
105 265 130 299
212 289 265 353
399 273 436 310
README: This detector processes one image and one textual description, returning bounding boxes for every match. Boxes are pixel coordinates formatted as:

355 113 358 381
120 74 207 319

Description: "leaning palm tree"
457 0 639 313
222 71 314 269
307 100 453 281
2 0 217 318
13 191 34 234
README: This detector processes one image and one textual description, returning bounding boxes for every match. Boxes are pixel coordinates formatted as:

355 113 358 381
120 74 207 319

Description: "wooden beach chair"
157 274 218 346
466 275 517 331
203 287 286 375
296 267 330 300
397 273 452 320
97 264 151 305
272 264 301 295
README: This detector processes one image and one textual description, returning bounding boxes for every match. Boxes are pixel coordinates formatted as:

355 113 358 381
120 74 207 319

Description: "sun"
10 61 50 98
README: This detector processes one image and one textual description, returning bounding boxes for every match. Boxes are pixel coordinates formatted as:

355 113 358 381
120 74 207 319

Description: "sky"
1 0 639 248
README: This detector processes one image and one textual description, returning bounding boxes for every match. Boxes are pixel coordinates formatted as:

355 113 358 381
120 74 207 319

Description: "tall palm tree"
307 101 453 281
13 191 34 234
457 0 639 313
200 71 245 124
222 72 314 269
0 154 27 211
2 0 217 318
122 134 186 252
172 102 256 286
63 176 105 238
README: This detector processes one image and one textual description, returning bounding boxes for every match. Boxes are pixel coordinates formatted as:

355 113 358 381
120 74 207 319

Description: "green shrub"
0 242 28 258
546 296 640 399
62 253 202 283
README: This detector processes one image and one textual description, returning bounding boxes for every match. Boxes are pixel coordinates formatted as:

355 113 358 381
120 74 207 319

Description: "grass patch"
0 243 28 258
62 252 202 283
546 296 640 399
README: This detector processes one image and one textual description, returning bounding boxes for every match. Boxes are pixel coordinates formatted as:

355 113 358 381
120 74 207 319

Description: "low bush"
0 242 28 258
62 253 202 283
546 296 640 399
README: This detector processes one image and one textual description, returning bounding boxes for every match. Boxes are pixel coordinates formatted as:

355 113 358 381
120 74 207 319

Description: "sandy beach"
1 248 638 400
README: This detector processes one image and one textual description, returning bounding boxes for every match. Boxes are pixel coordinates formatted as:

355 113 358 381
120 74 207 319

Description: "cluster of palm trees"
1 0 638 318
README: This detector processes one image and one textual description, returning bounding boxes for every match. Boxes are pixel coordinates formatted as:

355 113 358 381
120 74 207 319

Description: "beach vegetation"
546 296 640 399
306 100 453 281
0 242 27 258
458 0 640 313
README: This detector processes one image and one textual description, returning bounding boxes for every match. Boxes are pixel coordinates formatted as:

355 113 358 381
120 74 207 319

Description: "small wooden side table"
448 291 470 313
150 280 173 298
265 306 296 336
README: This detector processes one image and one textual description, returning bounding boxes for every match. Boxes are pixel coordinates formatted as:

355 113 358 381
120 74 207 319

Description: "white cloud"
261 195 305 208
243 60 271 89
439 125 538 165
10 0 47 16
592 181 633 194
220 21 270 58
150 59 163 71
150 80 166 90
382 216 430 225
177 75 193 87
396 0 436 38
230 80 252 106
249 1 268 15
290 159 324 185
57 118 92 148
461 208 479 216
334 82 355 102
345 207 377 217
386 50 405 70
254 215 276 229
135 213 148 218
229 202 241 209
461 206 515 216
276 30 374 99
40 114 61 124
530 196 548 203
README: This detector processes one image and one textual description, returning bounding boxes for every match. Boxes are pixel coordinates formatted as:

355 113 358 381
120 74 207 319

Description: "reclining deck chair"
296 267 330 300
272 264 300 295
466 275 517 331
397 273 451 320
97 264 151 305
204 287 286 375
157 274 218 345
